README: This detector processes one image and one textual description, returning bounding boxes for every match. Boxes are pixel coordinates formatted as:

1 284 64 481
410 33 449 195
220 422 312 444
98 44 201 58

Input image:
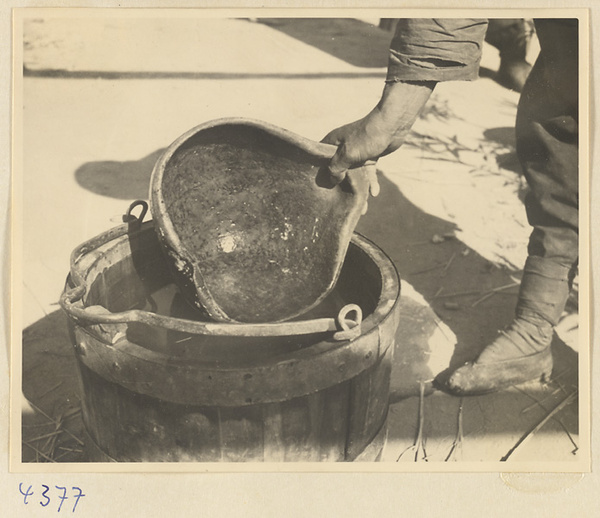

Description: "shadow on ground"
257 18 392 69
359 173 521 367
256 18 516 93
483 126 525 178
74 149 165 200
22 310 85 463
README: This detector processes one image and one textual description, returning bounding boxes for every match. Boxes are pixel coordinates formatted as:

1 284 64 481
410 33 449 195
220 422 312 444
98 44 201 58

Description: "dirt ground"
20 17 581 465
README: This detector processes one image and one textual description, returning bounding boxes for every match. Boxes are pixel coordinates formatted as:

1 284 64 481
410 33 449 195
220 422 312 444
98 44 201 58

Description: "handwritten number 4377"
19 483 85 512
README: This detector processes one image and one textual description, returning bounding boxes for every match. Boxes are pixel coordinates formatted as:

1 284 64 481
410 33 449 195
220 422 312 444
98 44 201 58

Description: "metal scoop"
150 118 370 323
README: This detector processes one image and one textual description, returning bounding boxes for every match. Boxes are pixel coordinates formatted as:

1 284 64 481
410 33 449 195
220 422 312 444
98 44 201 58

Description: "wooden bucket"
60 216 400 462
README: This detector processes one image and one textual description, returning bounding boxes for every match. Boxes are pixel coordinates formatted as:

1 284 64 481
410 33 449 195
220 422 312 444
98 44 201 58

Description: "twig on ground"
52 451 72 462
435 282 519 301
27 430 63 443
23 441 56 463
410 263 445 275
513 386 579 454
470 291 496 307
53 448 84 462
58 446 83 453
62 407 82 420
27 401 84 446
551 368 574 385
414 381 428 461
490 281 520 293
23 422 56 428
445 398 464 461
501 391 578 461
521 387 563 414
27 401 54 421
397 381 428 462
41 381 64 398
441 252 457 277
471 282 520 308
435 288 484 299
554 379 571 396
47 428 61 461
41 412 64 461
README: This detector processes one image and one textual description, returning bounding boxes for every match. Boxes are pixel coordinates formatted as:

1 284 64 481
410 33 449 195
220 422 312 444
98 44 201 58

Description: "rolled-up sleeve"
386 19 488 82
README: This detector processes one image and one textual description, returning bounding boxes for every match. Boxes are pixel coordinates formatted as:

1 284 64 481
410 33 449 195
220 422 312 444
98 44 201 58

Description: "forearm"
321 80 436 174
372 80 436 155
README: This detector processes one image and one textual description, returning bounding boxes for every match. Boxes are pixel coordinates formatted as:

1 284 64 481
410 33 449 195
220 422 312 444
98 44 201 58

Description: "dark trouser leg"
446 19 579 395
485 19 534 92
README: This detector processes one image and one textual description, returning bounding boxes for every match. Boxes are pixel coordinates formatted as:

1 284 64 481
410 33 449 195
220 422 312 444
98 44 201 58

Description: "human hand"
321 114 395 198
322 80 435 197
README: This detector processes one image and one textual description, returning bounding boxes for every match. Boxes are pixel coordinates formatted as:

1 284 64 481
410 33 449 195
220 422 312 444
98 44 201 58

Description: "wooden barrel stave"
77 355 392 462
65 223 400 462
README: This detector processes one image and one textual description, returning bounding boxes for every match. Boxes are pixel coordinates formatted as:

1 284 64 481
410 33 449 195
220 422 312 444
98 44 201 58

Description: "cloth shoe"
444 256 571 396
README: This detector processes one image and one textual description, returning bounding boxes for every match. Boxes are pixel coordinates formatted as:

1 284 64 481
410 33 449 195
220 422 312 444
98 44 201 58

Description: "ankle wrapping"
516 256 571 326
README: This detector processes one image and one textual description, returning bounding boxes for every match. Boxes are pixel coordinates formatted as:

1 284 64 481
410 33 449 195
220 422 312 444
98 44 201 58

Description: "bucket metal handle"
60 291 362 341
59 201 362 342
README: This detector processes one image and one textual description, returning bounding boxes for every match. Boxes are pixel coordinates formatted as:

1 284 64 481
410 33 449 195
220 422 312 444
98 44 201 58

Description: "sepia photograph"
11 8 589 472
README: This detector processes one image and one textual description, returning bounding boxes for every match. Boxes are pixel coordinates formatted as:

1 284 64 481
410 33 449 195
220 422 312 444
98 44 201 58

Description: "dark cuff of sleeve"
386 18 488 83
